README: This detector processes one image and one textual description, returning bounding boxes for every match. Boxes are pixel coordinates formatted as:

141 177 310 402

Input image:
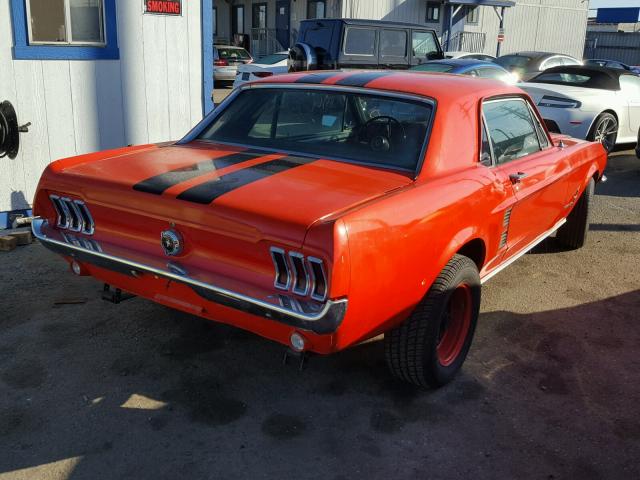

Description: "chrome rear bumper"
32 219 347 334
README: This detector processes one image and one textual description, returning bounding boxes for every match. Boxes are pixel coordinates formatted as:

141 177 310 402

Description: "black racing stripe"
334 71 395 87
176 156 313 205
132 149 268 195
295 72 341 84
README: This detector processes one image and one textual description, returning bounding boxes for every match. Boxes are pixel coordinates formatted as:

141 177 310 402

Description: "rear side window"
344 28 376 56
380 30 407 58
482 99 542 165
411 31 439 60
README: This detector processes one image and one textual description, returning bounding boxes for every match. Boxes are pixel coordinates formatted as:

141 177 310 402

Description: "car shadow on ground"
1 269 638 479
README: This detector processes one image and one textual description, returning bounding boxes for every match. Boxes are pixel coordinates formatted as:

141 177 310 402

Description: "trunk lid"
53 142 413 247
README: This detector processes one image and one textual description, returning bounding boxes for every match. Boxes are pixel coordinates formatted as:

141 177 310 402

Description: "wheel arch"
456 238 487 271
436 228 488 276
587 109 619 139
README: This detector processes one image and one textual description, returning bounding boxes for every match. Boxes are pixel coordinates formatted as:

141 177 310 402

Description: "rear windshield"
495 55 532 69
198 88 434 171
412 63 455 73
256 53 288 65
217 48 251 60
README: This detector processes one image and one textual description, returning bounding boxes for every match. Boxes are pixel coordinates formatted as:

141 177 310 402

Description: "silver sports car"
520 65 640 153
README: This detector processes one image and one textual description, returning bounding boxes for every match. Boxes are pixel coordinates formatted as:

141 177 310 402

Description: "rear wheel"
588 113 618 154
557 178 595 250
635 127 640 159
384 254 481 388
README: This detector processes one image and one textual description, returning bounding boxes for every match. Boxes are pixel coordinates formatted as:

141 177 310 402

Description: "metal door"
276 0 291 49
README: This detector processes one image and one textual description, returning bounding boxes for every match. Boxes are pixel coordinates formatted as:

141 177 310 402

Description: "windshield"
412 63 455 73
256 53 288 65
495 55 532 70
198 88 434 171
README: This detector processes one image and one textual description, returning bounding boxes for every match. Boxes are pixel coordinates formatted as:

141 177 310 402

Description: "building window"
10 0 118 60
426 2 440 23
26 0 105 45
232 5 245 35
466 6 479 24
213 6 217 36
252 3 267 29
308 0 326 19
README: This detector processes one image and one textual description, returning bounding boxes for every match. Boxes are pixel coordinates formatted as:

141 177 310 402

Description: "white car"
445 51 496 62
520 65 640 153
214 45 253 84
232 51 289 89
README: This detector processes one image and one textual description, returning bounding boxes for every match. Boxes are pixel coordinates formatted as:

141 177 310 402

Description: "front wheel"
588 113 618 154
384 254 481 388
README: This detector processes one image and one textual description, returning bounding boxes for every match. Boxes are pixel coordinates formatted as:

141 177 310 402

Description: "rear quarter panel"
328 165 511 350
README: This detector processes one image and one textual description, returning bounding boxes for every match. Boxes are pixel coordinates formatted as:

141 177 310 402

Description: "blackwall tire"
635 127 640 159
557 178 595 250
384 254 481 388
588 113 618 154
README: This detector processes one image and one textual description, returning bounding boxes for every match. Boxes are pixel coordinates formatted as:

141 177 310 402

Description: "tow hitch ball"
102 284 136 304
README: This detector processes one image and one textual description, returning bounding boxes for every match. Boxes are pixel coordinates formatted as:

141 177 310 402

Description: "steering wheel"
359 115 407 152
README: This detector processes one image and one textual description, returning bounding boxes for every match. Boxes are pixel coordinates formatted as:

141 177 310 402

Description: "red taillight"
253 71 273 78
214 59 228 67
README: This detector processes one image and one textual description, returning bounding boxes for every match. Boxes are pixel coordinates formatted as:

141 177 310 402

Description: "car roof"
250 70 522 102
543 65 631 78
501 51 565 58
530 65 631 89
301 18 435 29
426 59 499 67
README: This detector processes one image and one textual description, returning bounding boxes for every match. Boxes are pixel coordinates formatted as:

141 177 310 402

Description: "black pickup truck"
289 19 444 72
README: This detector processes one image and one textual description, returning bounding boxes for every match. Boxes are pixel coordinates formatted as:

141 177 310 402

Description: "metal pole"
448 4 453 51
496 6 505 57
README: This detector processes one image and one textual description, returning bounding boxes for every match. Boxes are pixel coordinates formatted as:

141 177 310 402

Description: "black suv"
289 19 443 72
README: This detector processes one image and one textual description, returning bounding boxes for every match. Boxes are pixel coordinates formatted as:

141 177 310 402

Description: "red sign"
145 0 182 15
497 34 505 43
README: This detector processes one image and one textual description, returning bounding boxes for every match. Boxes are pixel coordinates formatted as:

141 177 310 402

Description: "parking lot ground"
0 152 638 480
213 84 234 106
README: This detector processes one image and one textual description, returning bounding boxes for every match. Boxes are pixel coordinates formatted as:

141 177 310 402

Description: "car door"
619 74 640 137
483 97 571 253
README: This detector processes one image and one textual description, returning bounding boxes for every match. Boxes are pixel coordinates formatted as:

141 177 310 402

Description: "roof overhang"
445 0 515 7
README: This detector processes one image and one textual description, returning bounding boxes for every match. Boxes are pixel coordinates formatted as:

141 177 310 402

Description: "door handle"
509 172 528 184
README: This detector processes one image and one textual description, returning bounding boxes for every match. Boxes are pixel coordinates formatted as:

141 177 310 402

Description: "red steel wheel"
437 284 473 367
385 254 481 388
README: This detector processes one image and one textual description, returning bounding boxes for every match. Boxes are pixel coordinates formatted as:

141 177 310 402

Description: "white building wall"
0 0 204 212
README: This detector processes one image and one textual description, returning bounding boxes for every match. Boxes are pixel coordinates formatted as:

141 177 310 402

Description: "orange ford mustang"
32 71 607 387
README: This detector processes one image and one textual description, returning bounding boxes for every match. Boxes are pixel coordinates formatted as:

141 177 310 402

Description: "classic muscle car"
32 71 607 388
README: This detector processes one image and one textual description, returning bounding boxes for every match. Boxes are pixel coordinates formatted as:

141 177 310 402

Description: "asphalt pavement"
0 151 638 480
